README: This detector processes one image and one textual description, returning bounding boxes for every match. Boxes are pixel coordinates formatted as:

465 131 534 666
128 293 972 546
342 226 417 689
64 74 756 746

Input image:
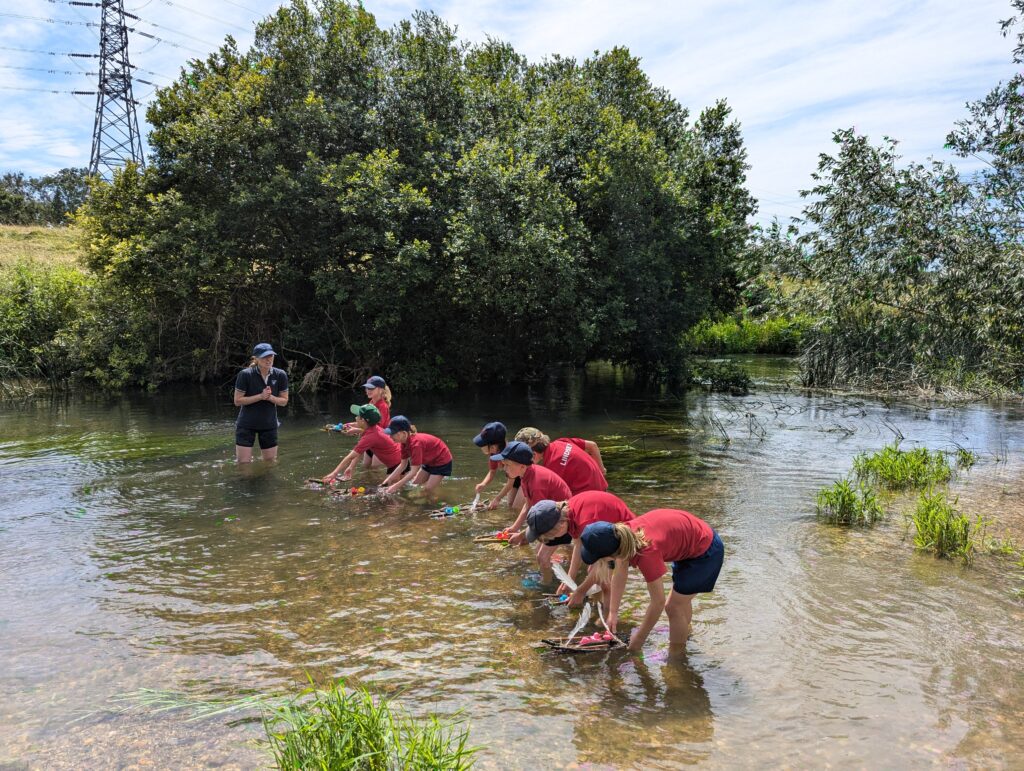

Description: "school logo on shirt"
559 443 573 466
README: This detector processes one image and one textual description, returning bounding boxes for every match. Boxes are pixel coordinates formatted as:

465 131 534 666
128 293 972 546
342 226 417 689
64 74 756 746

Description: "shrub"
263 680 476 770
686 314 813 355
815 478 885 526
909 489 987 564
688 358 752 394
853 441 952 490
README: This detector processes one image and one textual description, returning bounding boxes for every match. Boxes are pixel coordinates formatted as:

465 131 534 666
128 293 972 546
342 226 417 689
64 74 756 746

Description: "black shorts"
671 532 724 595
386 464 400 474
512 476 522 489
422 461 453 477
235 426 278 449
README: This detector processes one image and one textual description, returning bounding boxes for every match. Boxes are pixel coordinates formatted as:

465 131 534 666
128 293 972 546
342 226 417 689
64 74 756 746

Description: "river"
1 358 1022 768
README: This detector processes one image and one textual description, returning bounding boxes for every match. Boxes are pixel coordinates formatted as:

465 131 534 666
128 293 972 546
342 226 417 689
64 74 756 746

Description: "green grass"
909 489 988 564
686 314 813 355
853 442 952 490
955 447 977 469
264 680 476 770
0 224 81 266
815 478 885 526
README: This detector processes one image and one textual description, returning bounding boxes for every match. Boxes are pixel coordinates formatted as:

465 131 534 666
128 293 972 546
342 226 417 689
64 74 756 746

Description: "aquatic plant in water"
852 441 952 490
263 679 476 770
909 489 988 564
815 479 885 526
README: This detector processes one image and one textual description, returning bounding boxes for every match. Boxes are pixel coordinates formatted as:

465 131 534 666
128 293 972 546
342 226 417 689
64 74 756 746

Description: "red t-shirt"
541 438 607 494
373 399 391 428
401 432 452 467
521 464 572 506
566 490 636 539
628 509 715 583
353 425 402 467
488 458 500 471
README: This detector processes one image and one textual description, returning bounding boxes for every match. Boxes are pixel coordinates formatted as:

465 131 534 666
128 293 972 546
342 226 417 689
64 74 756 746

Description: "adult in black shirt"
234 342 289 462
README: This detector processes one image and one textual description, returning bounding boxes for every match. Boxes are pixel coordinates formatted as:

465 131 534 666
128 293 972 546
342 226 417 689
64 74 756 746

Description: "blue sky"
0 0 1017 225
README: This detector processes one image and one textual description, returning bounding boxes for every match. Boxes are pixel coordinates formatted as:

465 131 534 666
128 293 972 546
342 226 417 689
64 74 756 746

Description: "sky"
0 0 1018 225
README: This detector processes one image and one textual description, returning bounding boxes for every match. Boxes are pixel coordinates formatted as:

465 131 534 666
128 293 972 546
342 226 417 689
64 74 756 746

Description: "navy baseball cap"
252 342 277 358
580 521 622 564
384 415 412 436
362 375 386 389
490 440 533 465
525 500 560 543
473 421 507 447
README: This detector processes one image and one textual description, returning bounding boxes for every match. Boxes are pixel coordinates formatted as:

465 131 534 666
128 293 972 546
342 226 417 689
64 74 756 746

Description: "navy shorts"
386 463 400 474
423 460 453 477
671 532 724 595
235 426 278 449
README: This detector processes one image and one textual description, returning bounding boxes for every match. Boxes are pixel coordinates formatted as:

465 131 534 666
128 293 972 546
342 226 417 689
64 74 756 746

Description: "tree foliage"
75 0 753 389
0 168 90 225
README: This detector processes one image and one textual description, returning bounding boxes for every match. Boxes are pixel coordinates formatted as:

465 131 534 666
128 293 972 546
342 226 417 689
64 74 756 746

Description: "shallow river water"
2 359 1023 769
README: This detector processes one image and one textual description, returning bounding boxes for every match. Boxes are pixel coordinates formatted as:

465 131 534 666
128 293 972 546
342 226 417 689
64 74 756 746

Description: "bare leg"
411 469 430 486
421 474 444 491
510 487 526 511
262 446 279 462
235 445 253 463
664 590 695 654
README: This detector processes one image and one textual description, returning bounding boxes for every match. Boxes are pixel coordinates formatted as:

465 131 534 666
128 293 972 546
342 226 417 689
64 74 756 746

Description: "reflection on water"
1 360 1023 768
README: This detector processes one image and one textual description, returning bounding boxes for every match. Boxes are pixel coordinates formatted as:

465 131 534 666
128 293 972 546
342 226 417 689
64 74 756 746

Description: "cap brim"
383 428 394 435
524 527 539 544
580 544 600 565
472 434 486 447
489 452 505 462
350 404 363 416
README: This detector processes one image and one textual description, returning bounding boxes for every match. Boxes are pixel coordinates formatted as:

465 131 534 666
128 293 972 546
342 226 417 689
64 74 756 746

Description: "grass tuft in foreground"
909 489 988 564
853 442 952 490
815 479 885 526
263 679 476 770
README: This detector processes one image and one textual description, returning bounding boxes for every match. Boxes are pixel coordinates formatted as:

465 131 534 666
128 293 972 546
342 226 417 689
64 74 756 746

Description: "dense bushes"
686 314 812 355
74 0 754 390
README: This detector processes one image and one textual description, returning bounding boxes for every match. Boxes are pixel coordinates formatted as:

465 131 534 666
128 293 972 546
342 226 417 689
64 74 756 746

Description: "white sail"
565 602 592 645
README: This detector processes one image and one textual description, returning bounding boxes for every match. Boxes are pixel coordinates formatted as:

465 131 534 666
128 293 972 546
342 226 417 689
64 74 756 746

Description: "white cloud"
0 0 1017 224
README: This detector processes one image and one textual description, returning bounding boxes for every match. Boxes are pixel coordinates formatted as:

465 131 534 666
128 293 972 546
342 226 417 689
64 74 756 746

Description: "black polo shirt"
235 366 288 430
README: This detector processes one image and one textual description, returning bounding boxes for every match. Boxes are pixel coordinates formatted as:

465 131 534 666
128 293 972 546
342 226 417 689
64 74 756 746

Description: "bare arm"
488 476 515 509
628 579 667 652
605 560 630 631
584 440 606 474
324 450 359 482
271 389 289 407
385 463 420 494
475 469 495 493
234 388 268 407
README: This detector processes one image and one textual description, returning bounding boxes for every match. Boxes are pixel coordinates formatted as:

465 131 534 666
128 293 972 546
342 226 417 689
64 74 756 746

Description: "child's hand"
508 531 526 546
567 589 585 608
386 484 401 495
606 612 618 632
474 481 486 493
486 498 501 510
626 628 643 652
339 471 353 482
322 473 336 484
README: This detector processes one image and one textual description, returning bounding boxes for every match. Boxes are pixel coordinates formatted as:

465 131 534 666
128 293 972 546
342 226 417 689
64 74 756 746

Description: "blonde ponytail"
590 523 649 585
382 385 393 405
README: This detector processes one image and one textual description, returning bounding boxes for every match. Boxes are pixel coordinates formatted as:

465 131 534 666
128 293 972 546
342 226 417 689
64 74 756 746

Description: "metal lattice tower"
89 0 144 178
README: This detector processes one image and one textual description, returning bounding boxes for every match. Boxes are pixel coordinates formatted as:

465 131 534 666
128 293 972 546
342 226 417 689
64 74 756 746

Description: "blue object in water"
444 506 453 514
334 423 343 430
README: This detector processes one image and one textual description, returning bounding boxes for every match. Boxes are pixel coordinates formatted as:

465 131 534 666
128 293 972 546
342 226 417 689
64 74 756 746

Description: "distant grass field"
0 225 81 266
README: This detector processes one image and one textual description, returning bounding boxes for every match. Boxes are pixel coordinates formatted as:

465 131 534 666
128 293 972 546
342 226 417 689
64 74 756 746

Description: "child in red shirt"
341 375 394 469
579 510 724 652
322 404 402 483
496 441 572 587
517 490 637 601
380 416 453 494
514 427 607 494
472 421 518 509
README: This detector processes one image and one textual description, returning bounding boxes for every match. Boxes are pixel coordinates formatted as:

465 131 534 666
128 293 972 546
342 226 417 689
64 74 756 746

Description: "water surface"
2 361 1023 768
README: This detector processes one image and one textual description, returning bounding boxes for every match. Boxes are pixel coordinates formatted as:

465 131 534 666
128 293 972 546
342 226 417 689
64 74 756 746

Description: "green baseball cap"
350 403 382 425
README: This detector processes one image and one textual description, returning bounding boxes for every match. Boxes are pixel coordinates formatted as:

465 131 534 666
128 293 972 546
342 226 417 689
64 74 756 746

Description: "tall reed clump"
263 680 476 770
815 479 885 526
909 489 988 564
853 441 952 490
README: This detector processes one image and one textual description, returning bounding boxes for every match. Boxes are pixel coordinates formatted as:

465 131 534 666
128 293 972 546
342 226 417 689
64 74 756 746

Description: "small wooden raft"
540 631 628 653
321 423 353 433
428 500 489 519
304 479 375 497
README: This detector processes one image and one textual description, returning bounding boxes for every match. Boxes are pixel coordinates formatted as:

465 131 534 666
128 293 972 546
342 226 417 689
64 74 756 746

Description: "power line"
44 1 221 48
152 0 252 33
0 12 210 56
0 64 98 76
0 45 171 79
0 84 96 95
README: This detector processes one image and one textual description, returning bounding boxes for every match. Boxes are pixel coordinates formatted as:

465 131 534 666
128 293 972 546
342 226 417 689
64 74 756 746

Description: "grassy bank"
0 224 81 266
686 314 813 355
